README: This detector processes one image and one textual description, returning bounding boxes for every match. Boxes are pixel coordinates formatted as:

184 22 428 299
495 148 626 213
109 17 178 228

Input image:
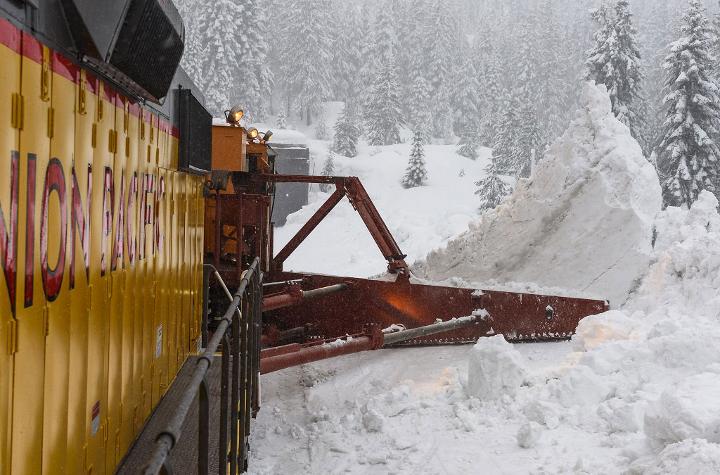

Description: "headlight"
226 105 244 126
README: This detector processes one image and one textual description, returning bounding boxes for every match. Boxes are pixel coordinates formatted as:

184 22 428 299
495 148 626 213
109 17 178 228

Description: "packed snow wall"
416 82 662 305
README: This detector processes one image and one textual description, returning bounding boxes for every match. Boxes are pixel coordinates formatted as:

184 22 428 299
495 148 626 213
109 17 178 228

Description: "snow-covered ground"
249 85 720 474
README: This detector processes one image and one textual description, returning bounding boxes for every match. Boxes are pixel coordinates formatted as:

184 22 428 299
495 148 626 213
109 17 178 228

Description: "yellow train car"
0 1 209 472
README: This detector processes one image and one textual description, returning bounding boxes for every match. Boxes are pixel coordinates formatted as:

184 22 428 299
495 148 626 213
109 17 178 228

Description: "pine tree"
425 4 461 139
365 56 404 146
453 56 482 159
184 0 246 116
276 112 287 129
492 101 519 174
475 159 512 212
638 1 674 157
315 112 329 140
658 0 720 208
457 133 481 160
515 98 542 178
475 43 505 146
535 0 571 147
320 152 336 192
232 0 273 121
586 0 645 143
277 0 333 125
402 132 428 188
177 0 273 119
333 103 361 157
332 7 365 101
406 76 433 143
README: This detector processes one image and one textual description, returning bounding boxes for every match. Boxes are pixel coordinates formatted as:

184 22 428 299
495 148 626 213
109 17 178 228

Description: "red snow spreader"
204 166 608 374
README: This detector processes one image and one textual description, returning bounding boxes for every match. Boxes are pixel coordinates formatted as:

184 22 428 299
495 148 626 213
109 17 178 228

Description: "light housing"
226 105 244 126
247 127 260 140
263 130 273 142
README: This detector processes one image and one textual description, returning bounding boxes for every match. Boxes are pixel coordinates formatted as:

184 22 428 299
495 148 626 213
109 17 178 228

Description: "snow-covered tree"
475 159 512 212
181 0 246 115
453 56 482 159
176 0 273 119
492 102 519 174
232 0 273 121
332 7 366 101
406 76 433 143
315 112 329 140
277 0 333 124
535 0 571 146
320 152 336 192
402 132 428 188
276 112 287 129
586 0 645 143
457 133 481 160
365 56 404 146
492 94 538 178
658 0 720 208
333 103 361 157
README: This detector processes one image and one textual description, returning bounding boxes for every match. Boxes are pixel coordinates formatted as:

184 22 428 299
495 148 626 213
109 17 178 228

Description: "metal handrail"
143 257 262 475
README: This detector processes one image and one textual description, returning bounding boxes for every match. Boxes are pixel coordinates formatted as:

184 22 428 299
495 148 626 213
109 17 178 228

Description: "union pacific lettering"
0 152 165 315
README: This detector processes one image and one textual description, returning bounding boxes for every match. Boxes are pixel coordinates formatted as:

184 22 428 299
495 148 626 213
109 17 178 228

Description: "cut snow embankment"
416 82 662 306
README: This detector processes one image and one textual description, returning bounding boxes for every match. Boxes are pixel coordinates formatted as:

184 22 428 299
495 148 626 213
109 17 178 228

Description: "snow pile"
466 335 527 400
416 82 662 305
644 372 720 449
516 421 543 449
629 439 720 475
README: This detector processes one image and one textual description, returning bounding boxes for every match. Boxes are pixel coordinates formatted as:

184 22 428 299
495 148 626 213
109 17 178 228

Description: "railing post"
202 265 211 348
142 258 260 475
219 334 230 475
198 378 210 475
239 297 249 471
252 273 262 415
230 297 241 475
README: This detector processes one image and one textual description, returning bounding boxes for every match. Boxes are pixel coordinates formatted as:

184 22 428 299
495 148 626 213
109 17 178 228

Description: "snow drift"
416 82 662 305
466 335 527 400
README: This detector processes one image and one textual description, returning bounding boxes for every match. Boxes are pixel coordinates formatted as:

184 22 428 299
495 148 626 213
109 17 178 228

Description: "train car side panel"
40 50 77 475
0 15 205 473
66 67 94 475
11 31 51 475
0 16 21 475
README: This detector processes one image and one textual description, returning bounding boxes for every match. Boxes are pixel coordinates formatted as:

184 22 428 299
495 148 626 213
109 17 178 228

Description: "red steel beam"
260 336 378 374
272 187 345 271
257 174 409 275
344 177 408 274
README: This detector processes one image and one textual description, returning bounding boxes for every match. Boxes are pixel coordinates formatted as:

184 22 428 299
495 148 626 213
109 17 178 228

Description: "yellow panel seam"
7 320 17 354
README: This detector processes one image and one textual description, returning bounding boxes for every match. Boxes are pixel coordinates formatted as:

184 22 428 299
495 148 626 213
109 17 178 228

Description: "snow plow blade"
264 272 609 345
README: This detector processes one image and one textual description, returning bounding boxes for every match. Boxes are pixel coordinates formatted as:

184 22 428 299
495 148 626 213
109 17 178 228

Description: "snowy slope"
273 140 491 277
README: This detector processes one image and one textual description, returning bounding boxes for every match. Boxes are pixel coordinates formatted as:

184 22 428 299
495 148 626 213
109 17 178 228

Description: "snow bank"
629 439 720 475
466 335 527 400
644 372 720 449
416 82 662 305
